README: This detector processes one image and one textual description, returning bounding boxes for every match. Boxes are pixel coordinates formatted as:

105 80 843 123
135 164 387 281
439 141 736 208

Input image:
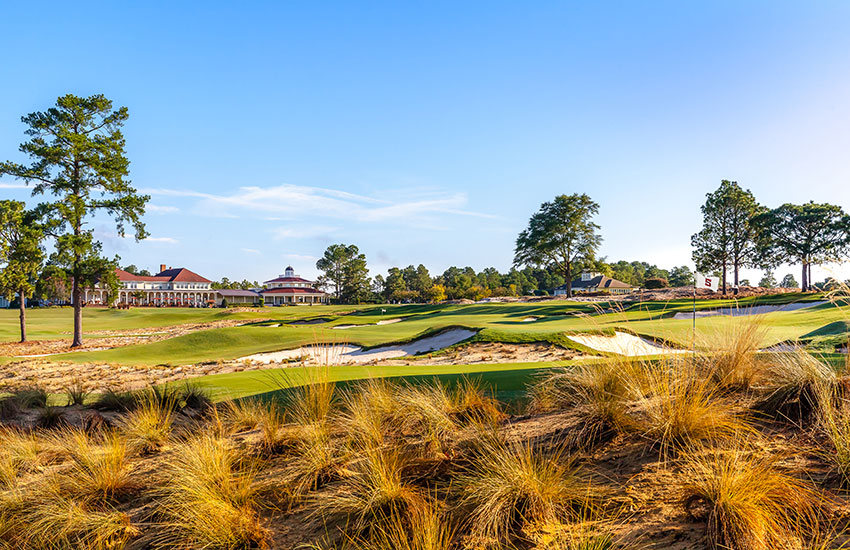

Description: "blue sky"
2 1 850 284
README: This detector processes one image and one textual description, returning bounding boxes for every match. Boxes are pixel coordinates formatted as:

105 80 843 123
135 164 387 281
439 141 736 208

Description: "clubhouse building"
85 264 328 307
553 272 636 296
85 264 215 306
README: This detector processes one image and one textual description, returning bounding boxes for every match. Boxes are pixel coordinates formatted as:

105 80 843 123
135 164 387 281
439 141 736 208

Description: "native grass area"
3 295 850 548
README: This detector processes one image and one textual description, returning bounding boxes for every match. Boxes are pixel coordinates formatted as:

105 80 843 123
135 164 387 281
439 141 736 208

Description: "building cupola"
284 266 295 278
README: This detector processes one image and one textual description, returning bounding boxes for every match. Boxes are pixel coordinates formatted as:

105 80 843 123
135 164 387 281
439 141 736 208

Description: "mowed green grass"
183 360 564 402
2 293 847 367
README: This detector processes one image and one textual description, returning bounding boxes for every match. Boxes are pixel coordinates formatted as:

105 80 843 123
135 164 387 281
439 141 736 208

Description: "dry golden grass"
49 428 132 503
458 439 596 546
118 393 174 454
680 445 822 550
0 428 52 489
341 378 402 451
755 350 837 422
629 360 752 455
322 444 426 530
218 397 267 433
13 495 136 550
153 432 269 549
699 317 768 390
529 360 641 447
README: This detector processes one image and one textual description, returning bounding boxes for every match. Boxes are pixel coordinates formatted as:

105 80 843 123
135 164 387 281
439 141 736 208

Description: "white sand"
332 324 357 330
266 324 281 328
521 317 539 322
566 331 685 356
376 318 402 325
240 328 478 365
671 301 826 320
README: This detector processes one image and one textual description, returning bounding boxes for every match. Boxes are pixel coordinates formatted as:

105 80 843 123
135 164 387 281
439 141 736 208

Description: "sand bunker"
566 331 685 356
671 301 826 320
332 318 404 329
376 318 402 325
241 328 478 365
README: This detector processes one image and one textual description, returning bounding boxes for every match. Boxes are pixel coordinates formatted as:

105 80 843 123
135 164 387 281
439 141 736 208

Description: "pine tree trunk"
722 260 727 295
72 276 83 347
801 262 808 292
18 288 26 343
733 259 739 287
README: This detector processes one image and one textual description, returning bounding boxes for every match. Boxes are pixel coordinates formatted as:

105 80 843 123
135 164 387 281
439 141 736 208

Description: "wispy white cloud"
271 225 338 240
283 253 318 262
147 204 179 214
143 236 179 244
142 183 497 223
240 248 261 254
0 182 28 189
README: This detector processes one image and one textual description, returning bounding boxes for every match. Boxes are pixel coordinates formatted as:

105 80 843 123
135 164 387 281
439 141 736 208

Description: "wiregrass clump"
118 393 175 454
50 428 132 503
153 433 269 549
755 350 838 422
699 318 767 390
630 361 751 455
458 439 597 546
681 446 823 550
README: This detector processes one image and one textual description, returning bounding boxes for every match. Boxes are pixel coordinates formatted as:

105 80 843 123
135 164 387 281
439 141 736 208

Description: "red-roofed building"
85 264 215 306
258 266 328 305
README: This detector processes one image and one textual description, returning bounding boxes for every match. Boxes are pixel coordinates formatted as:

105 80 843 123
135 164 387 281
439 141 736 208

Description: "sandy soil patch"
521 316 539 322
566 331 685 356
671 300 827 320
0 339 580 393
0 319 265 358
241 328 478 365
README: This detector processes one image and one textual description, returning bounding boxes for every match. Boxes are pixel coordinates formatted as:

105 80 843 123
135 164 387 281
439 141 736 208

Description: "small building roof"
215 289 260 297
263 276 315 284
556 275 634 290
261 287 326 295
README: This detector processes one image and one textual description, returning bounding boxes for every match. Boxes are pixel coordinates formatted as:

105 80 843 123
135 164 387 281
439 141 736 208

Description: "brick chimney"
160 264 166 273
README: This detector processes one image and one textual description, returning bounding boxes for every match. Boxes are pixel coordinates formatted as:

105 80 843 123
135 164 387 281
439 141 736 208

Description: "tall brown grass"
50 429 132 503
458 439 596 546
680 446 822 550
118 393 175 454
755 350 838 422
630 361 751 455
699 317 767 390
322 444 426 530
153 433 269 549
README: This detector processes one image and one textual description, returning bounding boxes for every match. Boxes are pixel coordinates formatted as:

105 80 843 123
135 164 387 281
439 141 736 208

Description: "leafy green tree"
754 202 850 291
514 194 602 298
780 273 799 289
36 264 70 303
1 94 149 346
691 181 763 294
316 244 371 304
668 266 694 288
0 201 45 342
758 270 777 289
100 268 122 306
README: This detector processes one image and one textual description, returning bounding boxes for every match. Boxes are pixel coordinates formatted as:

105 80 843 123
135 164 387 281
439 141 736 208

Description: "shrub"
323 445 425 530
64 380 90 406
644 278 668 289
13 387 48 409
93 387 139 412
